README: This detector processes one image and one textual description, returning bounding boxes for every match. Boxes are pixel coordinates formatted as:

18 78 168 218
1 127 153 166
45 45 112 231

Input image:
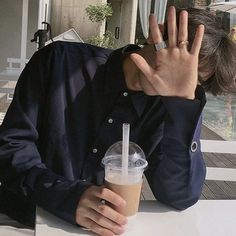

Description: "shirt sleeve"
145 87 206 210
0 47 92 225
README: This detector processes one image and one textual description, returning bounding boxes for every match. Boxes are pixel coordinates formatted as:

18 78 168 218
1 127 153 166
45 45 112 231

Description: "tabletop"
35 200 236 236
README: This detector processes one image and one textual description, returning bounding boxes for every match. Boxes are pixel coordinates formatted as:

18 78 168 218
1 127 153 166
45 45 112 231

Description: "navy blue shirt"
0 42 206 226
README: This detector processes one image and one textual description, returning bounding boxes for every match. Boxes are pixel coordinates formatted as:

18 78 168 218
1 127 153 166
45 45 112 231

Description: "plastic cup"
101 141 148 217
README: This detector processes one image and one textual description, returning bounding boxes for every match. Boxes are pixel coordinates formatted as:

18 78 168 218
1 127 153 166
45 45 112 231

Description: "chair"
45 28 84 46
0 58 29 101
200 139 236 181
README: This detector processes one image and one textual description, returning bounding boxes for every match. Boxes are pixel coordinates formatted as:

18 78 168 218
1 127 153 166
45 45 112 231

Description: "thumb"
130 53 154 79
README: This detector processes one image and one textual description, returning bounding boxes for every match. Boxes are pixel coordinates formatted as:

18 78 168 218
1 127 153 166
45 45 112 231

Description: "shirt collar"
104 44 148 117
104 44 140 95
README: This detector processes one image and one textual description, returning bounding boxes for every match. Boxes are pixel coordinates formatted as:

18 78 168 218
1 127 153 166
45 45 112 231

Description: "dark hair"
167 8 236 95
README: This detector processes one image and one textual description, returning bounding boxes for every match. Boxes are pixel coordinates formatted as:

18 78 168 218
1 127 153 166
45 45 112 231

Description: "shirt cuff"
161 86 206 144
23 166 93 225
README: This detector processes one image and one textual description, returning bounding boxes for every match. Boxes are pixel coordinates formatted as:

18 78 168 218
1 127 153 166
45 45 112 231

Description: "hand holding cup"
76 185 127 236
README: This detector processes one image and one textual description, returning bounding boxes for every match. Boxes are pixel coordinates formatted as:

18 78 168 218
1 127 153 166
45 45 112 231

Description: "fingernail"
115 226 125 235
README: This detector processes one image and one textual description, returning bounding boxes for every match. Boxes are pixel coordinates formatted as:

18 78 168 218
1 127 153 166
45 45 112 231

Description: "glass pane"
203 93 236 141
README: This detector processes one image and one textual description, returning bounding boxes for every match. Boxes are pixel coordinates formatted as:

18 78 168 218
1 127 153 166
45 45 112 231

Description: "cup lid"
102 155 148 171
101 141 148 171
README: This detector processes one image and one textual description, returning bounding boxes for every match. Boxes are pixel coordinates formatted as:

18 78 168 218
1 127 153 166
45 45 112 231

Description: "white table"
0 213 34 236
35 200 236 236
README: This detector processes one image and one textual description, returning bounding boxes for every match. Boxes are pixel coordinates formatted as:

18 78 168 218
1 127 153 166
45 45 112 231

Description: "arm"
145 89 206 210
0 45 129 236
0 47 92 224
130 7 206 209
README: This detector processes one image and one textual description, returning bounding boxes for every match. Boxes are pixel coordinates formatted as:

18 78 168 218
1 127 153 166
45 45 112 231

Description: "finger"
130 53 154 79
97 187 126 208
159 24 165 34
146 35 153 45
82 218 115 236
167 6 177 47
149 14 163 43
146 35 154 44
97 201 127 225
86 199 127 225
87 210 125 235
146 23 164 45
178 10 188 50
190 24 205 55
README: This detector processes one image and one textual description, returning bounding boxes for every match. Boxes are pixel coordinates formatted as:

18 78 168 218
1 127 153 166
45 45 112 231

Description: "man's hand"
130 6 204 99
76 185 127 236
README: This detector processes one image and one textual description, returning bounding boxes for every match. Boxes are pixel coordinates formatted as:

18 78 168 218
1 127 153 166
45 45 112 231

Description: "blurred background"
0 0 235 141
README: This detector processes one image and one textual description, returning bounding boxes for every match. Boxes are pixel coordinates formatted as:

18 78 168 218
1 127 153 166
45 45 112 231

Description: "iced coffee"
102 141 148 217
105 176 142 216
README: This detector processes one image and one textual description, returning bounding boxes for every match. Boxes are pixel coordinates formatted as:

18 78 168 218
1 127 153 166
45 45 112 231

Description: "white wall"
50 0 107 41
120 0 138 45
0 0 38 71
107 0 138 46
0 0 21 71
28 0 39 57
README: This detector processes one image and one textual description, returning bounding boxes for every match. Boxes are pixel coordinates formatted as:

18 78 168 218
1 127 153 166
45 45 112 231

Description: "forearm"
0 148 92 225
24 166 92 224
146 139 206 210
146 91 206 209
0 48 92 225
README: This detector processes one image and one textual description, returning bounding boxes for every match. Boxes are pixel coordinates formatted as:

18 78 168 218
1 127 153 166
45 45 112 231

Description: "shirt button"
44 182 53 188
92 148 98 153
190 141 198 152
108 118 113 124
123 92 128 97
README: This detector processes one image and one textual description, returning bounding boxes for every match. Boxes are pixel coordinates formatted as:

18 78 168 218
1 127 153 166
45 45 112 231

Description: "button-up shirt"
0 42 206 226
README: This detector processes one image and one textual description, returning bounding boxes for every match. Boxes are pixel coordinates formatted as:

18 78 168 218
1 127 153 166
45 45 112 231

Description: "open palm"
131 7 204 100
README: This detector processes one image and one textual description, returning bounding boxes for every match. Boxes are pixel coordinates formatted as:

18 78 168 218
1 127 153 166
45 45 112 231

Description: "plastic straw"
154 0 168 24
122 123 130 176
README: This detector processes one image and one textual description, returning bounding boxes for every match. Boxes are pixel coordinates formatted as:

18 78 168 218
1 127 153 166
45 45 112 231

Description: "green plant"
87 31 118 49
85 3 118 49
85 3 113 23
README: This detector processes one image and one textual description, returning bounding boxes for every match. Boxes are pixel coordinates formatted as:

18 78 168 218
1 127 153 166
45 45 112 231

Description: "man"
0 6 235 236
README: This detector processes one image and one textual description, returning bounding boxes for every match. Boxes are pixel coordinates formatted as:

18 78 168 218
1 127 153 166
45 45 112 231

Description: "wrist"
185 94 195 100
